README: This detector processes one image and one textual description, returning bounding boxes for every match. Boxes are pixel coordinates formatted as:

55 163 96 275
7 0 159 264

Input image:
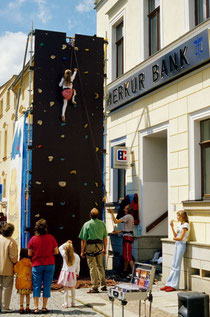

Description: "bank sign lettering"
113 146 130 169
117 149 127 162
108 29 210 111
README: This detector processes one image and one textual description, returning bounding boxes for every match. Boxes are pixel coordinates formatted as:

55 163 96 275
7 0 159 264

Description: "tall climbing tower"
31 29 104 275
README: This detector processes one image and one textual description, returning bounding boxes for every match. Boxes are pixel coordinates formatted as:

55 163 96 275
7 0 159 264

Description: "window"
4 130 7 159
116 22 124 77
110 138 127 202
195 0 210 25
148 0 160 56
118 168 126 200
0 100 3 118
3 178 6 198
6 91 10 110
200 119 210 198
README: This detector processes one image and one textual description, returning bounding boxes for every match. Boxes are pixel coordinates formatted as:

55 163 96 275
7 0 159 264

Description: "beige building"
95 0 210 292
0 64 33 242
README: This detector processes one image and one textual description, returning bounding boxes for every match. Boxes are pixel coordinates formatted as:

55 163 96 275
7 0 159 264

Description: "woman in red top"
28 219 58 314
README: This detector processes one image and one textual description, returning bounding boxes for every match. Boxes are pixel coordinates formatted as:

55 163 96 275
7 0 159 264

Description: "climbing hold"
44 110 46 113
96 147 99 152
74 47 79 51
38 89 42 93
48 156 54 162
84 182 88 187
36 145 43 148
61 134 65 139
60 201 65 206
72 214 76 218
62 57 68 61
35 214 40 218
49 101 54 107
60 157 65 161
94 93 99 99
61 122 66 127
84 135 88 139
58 226 64 230
42 190 45 192
92 113 94 116
46 202 53 206
51 55 56 59
84 71 88 74
91 191 93 194
59 181 66 187
62 44 67 50
35 181 41 185
85 48 89 51
37 120 43 125
70 170 77 175
40 42 44 46
84 123 88 128
95 202 98 206
95 182 98 187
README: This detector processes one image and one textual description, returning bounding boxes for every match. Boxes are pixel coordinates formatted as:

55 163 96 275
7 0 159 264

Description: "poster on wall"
8 115 25 244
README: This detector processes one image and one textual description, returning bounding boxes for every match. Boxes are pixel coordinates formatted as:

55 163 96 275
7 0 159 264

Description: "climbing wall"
31 29 104 276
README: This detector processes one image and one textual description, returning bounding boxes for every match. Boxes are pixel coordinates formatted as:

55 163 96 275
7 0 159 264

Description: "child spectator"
58 240 80 308
14 248 32 314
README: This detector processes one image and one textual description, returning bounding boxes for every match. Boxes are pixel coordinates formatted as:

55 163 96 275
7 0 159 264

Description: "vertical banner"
8 115 25 244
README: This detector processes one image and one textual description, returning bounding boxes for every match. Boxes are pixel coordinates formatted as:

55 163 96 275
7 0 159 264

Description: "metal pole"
112 299 114 317
139 300 141 317
103 32 108 206
25 25 34 247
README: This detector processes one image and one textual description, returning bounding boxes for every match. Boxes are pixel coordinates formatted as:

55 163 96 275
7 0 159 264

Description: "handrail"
146 211 168 233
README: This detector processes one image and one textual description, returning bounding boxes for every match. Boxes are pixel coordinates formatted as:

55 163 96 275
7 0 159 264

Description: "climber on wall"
59 68 77 122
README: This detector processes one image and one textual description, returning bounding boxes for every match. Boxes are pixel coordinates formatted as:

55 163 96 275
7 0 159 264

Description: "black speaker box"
178 292 209 317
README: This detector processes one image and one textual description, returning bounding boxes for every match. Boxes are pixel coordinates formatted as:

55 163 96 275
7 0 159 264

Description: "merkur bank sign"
108 29 210 112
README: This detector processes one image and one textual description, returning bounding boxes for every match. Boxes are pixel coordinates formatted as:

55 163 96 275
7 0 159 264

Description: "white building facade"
95 0 210 292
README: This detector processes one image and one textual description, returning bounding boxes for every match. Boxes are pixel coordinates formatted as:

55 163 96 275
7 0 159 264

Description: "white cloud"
8 0 26 9
76 0 94 13
33 0 52 24
0 32 28 86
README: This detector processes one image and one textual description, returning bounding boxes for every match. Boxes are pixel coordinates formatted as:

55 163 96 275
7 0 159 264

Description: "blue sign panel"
108 29 210 111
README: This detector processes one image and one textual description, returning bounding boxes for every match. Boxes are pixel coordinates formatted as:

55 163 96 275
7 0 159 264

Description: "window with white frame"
148 0 160 56
116 21 124 78
189 109 210 200
200 118 210 198
110 138 126 202
195 0 209 25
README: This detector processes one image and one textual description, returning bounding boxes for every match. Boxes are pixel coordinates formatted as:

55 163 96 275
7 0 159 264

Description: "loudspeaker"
178 292 209 317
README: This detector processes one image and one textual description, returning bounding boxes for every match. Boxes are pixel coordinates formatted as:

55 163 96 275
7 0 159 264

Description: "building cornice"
94 0 107 10
108 20 210 90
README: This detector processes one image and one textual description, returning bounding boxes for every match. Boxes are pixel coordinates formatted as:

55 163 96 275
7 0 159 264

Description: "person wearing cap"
79 208 107 293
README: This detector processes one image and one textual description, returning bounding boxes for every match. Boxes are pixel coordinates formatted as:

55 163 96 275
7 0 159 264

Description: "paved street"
1 289 105 317
1 281 179 317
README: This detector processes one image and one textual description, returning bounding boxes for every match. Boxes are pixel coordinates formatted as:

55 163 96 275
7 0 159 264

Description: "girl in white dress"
58 241 80 308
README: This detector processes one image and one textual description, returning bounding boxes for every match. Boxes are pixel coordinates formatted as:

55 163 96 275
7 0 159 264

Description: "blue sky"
0 0 96 85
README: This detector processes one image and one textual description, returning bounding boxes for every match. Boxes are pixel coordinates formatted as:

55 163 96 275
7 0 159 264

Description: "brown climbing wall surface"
32 29 104 276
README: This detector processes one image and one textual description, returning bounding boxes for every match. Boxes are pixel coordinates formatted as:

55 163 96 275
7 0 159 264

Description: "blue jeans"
32 265 55 298
166 241 186 289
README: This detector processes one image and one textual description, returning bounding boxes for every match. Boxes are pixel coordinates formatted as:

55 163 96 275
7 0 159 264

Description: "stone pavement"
1 281 179 317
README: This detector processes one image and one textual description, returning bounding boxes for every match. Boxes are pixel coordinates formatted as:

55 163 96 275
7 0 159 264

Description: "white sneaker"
2 308 13 313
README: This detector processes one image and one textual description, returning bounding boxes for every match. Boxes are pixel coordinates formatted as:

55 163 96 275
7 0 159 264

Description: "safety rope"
73 48 104 185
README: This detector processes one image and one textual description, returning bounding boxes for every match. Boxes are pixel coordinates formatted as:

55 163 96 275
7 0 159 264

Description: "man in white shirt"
109 204 134 276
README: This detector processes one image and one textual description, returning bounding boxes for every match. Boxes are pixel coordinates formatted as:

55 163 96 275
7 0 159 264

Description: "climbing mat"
31 29 104 276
